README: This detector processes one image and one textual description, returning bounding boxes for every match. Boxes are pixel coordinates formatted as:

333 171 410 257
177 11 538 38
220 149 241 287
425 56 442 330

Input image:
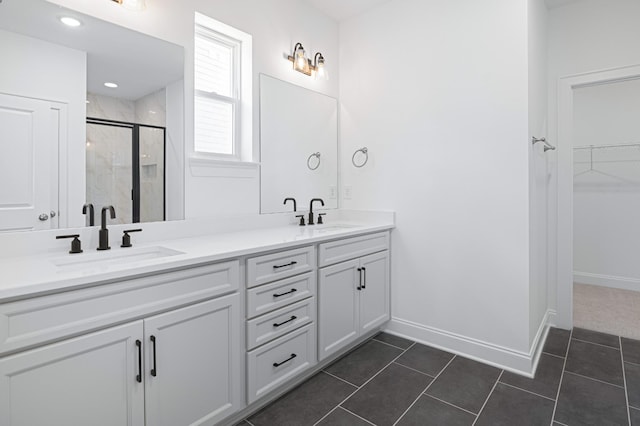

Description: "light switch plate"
344 185 352 200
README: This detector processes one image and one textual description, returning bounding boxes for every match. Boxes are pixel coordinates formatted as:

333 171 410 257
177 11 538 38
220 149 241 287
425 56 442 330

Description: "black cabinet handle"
273 288 297 298
135 339 142 383
362 267 367 289
273 353 297 367
357 268 362 290
273 316 297 328
150 335 157 377
273 261 297 269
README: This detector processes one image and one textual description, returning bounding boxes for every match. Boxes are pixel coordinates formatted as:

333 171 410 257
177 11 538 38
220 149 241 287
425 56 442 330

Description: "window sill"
188 156 260 178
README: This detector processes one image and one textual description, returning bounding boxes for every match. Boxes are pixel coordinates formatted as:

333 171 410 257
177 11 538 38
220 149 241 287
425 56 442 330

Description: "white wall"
0 29 86 228
572 79 640 291
339 0 534 363
527 0 549 345
46 0 339 218
547 0 640 314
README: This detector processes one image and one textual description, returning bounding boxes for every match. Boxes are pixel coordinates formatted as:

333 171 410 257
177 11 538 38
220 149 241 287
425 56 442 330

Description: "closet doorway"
557 65 640 339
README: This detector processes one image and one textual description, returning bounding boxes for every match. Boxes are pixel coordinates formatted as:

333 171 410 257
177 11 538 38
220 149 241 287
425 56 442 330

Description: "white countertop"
1 217 393 302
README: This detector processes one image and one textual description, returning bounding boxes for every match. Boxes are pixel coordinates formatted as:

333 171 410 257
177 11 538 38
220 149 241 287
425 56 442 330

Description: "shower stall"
86 117 166 224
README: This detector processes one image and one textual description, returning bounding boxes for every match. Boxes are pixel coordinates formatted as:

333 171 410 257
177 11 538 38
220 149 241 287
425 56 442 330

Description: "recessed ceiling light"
104 82 118 88
59 16 82 27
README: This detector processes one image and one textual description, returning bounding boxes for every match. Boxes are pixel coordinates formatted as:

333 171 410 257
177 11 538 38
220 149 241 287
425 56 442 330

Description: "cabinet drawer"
318 232 389 267
246 272 315 319
0 260 239 355
247 246 315 288
247 323 316 404
247 298 315 350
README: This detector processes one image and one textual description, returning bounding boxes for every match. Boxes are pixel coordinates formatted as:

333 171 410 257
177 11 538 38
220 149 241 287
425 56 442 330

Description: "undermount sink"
308 224 359 234
52 246 185 272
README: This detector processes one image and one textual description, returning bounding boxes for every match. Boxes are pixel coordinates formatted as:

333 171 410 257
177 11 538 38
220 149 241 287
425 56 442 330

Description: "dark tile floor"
238 327 640 426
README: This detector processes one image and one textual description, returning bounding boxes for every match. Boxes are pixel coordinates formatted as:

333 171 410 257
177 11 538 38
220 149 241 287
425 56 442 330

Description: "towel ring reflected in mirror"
352 147 368 168
307 152 321 170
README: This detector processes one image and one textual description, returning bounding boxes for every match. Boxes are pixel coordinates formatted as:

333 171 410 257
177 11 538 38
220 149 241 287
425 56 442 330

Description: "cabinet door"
359 251 390 334
143 294 241 426
0 321 144 426
318 259 360 361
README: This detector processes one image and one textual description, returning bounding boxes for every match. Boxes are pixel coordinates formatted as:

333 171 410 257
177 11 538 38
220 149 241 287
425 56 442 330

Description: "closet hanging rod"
574 142 640 150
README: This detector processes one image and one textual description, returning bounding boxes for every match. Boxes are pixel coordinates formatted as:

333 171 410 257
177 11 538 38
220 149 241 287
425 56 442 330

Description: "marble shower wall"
86 90 166 225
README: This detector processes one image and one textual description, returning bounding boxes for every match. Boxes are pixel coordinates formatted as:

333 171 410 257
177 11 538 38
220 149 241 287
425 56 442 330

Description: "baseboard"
384 311 552 378
574 271 640 292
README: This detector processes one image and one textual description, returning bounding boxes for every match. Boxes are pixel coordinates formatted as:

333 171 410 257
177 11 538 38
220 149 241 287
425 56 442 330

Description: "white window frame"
193 13 252 162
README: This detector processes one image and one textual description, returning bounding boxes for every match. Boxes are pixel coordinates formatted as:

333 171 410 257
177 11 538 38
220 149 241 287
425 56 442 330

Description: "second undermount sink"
308 224 359 234
52 246 185 272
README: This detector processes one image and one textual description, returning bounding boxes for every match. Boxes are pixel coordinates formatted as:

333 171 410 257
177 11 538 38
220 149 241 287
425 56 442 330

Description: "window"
194 13 252 160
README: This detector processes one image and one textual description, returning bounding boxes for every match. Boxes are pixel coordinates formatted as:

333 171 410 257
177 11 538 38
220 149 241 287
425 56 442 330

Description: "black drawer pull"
357 268 362 290
150 335 157 377
361 267 367 289
135 339 142 383
273 316 297 328
273 288 297 298
273 353 297 367
273 261 297 269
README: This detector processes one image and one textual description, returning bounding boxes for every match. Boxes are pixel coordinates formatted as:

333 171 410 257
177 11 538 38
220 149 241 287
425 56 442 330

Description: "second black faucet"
308 198 325 225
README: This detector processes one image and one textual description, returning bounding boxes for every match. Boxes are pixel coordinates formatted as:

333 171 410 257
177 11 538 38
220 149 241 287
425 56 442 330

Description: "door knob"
38 213 49 221
50 210 57 218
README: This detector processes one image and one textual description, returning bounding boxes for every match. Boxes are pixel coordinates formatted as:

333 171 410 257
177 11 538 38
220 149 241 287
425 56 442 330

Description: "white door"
143 294 241 426
318 259 360 361
0 321 145 426
0 93 57 232
359 251 390 334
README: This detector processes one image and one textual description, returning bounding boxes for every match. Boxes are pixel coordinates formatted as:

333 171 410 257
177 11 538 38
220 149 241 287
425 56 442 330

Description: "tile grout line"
549 328 574 426
244 419 256 426
391 354 458 426
312 341 417 426
321 370 360 388
542 351 566 360
392 361 436 378
339 407 377 425
497 380 556 402
372 337 412 351
562 370 625 390
554 420 569 426
424 393 478 417
471 369 504 425
571 336 622 351
619 336 632 426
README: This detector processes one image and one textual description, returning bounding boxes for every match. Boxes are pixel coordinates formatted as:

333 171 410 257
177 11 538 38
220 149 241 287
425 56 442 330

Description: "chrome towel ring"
307 152 321 170
352 147 368 168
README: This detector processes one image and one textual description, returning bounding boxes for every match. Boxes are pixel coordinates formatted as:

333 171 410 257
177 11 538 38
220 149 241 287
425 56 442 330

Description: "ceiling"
303 0 392 21
0 0 183 100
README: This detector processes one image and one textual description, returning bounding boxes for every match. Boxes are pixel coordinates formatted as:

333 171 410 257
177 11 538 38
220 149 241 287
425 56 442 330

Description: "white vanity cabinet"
318 232 390 361
245 246 317 404
0 261 241 426
0 321 145 426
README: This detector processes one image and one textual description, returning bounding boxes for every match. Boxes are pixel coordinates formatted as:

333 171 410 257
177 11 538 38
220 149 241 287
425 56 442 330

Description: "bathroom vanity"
0 211 393 426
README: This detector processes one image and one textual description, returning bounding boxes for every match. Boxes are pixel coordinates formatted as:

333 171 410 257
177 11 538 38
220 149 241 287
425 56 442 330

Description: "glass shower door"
86 122 133 224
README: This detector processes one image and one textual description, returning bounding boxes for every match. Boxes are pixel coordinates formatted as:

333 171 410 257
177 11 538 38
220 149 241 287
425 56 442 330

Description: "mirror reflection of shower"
86 91 166 225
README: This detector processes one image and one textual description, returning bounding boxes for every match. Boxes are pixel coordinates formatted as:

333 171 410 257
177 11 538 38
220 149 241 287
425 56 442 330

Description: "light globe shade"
121 0 146 11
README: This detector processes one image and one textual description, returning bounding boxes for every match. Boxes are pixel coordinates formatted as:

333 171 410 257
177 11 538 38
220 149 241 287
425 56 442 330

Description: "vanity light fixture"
111 0 146 11
104 82 119 88
287 43 327 79
59 16 82 27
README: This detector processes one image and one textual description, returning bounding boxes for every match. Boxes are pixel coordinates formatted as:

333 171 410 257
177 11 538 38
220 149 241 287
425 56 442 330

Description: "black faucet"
97 206 116 251
283 197 297 212
82 203 95 226
308 198 325 225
